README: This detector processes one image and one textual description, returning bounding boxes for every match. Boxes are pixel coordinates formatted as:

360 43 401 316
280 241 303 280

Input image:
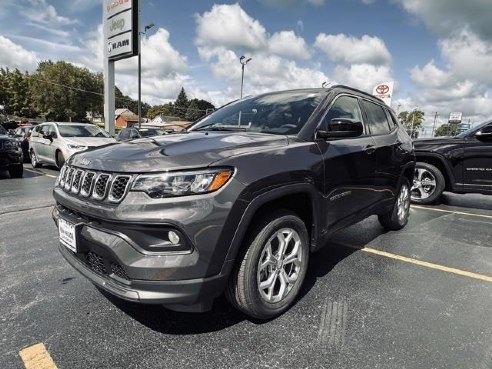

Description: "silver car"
29 122 116 168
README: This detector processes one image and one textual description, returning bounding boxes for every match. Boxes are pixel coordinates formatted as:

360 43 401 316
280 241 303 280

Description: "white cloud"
24 0 77 26
0 36 38 71
332 64 393 93
396 0 492 40
268 31 311 59
195 4 267 51
258 0 326 8
315 33 392 66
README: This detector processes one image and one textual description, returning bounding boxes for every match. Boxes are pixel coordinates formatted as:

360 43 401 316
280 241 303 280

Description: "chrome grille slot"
71 169 84 194
80 171 96 197
108 175 131 203
92 174 111 200
64 167 75 190
59 166 68 187
60 166 131 202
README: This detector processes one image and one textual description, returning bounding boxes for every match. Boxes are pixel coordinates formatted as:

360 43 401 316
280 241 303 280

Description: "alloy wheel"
412 168 437 201
397 184 410 223
257 228 303 304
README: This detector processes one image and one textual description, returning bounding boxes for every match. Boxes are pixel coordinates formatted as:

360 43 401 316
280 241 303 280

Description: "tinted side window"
322 95 364 133
361 100 391 135
385 109 397 129
118 129 129 139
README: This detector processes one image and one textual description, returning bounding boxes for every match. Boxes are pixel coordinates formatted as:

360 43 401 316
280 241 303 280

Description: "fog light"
168 231 180 245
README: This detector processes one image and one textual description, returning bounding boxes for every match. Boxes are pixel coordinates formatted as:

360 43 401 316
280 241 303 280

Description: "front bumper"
53 205 233 310
0 150 22 169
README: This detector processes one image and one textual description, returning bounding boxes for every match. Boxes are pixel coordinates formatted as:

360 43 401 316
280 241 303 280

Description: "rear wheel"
411 162 445 204
379 179 411 230
30 149 41 168
9 164 23 178
226 210 309 320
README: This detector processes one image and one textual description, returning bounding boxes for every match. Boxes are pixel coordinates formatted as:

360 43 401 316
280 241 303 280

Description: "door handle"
364 145 376 155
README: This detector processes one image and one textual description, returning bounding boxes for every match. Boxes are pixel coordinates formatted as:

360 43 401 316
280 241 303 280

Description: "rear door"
360 99 401 202
317 94 378 229
462 121 492 193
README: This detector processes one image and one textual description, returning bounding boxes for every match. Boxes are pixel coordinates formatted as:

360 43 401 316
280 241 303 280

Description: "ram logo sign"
103 0 138 61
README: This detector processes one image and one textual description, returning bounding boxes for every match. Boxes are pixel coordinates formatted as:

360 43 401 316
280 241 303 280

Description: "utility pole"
431 112 438 137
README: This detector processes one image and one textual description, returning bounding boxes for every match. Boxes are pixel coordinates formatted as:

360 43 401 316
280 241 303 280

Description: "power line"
28 76 103 96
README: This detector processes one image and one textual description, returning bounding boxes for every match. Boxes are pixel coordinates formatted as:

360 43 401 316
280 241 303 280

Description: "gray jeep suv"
52 86 415 319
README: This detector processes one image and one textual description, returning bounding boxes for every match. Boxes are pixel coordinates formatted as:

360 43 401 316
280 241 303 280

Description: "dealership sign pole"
103 0 139 135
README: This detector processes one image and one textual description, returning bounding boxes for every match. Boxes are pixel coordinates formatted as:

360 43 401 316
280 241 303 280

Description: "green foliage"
0 68 36 117
398 110 425 131
435 123 459 137
174 87 189 119
146 103 175 119
30 61 103 121
185 98 215 121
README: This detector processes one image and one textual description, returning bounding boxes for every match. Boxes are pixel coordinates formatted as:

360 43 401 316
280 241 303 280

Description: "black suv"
412 119 492 204
0 125 23 178
52 86 415 319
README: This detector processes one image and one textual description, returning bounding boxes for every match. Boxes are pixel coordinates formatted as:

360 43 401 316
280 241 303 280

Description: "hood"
413 136 464 152
69 131 288 172
65 137 116 147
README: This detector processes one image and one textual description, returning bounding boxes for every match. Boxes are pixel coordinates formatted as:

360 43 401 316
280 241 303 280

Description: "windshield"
189 91 326 135
58 125 110 138
456 119 492 138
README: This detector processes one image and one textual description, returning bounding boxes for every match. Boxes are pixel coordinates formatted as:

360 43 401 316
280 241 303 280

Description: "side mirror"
317 119 363 139
476 128 492 141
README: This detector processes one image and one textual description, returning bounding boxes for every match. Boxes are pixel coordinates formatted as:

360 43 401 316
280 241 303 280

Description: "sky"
1 0 492 135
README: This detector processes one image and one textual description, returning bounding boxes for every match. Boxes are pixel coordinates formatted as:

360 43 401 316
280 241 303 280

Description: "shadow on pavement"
440 192 492 211
99 238 363 334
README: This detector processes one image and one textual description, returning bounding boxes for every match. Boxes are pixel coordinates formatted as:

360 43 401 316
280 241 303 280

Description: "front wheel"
379 179 411 230
30 149 41 168
411 162 445 204
226 210 309 320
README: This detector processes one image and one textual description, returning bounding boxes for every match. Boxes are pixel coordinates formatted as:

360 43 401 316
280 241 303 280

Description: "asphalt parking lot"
1 166 491 369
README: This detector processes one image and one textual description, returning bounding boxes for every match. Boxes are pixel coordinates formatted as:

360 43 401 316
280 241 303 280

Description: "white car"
29 122 116 168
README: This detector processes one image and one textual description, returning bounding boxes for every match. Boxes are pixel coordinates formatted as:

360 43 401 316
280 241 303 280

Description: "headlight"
131 168 233 198
67 144 87 151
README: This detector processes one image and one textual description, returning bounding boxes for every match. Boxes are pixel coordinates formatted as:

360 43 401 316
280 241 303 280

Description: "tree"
185 98 215 121
0 68 37 118
174 87 189 119
398 110 425 138
30 61 102 121
114 86 150 118
435 123 459 137
146 103 175 120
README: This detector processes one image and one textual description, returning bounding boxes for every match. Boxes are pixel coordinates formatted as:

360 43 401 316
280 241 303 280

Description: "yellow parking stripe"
24 168 58 179
411 205 492 220
19 343 58 369
361 247 492 283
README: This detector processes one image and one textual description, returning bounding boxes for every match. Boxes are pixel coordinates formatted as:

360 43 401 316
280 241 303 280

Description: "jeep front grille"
59 166 132 203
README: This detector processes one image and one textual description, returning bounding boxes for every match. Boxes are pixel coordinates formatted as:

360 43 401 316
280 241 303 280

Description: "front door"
462 122 492 193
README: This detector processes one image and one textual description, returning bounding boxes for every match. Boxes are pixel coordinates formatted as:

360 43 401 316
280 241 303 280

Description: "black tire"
379 179 411 230
411 162 445 204
9 163 23 178
56 151 65 169
225 210 309 320
30 149 41 168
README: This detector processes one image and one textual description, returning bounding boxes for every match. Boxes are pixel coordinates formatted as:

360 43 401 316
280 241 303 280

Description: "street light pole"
239 56 252 99
431 112 438 137
138 22 154 129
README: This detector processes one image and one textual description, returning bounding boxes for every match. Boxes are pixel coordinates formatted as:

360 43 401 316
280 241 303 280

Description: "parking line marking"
24 168 58 179
19 343 58 369
411 205 492 220
360 247 492 283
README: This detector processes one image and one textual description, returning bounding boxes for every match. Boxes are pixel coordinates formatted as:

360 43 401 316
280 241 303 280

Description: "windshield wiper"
195 126 248 132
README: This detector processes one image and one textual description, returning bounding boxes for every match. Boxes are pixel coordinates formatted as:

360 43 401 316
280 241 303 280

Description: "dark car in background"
0 124 23 178
116 127 167 141
52 86 415 319
412 119 492 204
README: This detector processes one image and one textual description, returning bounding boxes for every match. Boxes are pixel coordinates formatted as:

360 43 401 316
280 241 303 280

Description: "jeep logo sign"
103 0 138 61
